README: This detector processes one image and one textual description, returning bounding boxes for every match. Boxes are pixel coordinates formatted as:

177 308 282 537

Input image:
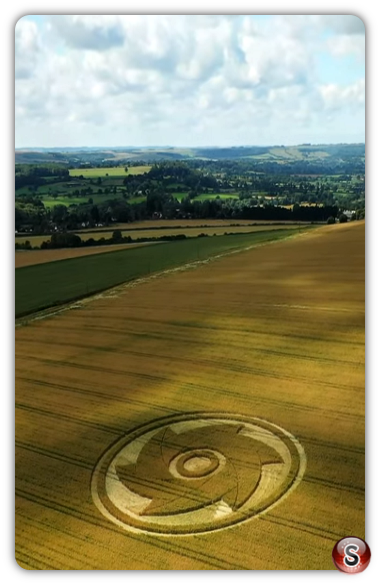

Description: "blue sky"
15 15 365 148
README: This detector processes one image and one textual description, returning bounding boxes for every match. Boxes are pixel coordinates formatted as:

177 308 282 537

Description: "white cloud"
15 19 40 79
319 79 365 110
15 15 365 147
48 15 125 50
264 15 364 42
240 33 310 90
326 34 365 60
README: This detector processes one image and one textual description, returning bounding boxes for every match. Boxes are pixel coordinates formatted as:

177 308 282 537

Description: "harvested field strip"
75 224 304 241
15 228 307 317
15 222 309 248
15 242 159 268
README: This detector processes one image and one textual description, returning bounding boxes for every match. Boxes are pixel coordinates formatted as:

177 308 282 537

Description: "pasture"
193 193 240 202
171 193 240 202
40 193 123 208
15 222 365 569
69 166 151 178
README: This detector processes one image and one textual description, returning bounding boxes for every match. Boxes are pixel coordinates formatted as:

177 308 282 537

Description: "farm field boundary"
15 242 160 269
15 228 313 321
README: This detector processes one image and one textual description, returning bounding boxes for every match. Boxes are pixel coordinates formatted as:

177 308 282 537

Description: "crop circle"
91 412 306 536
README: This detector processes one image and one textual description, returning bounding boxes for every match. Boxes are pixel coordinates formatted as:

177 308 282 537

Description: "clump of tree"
35 230 189 250
15 163 70 190
15 240 32 250
41 233 82 249
112 229 123 243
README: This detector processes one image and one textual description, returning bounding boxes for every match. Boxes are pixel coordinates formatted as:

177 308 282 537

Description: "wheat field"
15 221 365 570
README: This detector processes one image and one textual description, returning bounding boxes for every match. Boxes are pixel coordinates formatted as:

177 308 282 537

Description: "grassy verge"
15 228 309 318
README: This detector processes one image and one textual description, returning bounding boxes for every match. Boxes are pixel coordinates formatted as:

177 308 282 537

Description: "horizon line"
15 142 366 151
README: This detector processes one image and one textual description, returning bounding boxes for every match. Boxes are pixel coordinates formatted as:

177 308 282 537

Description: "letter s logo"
344 544 360 567
332 537 370 573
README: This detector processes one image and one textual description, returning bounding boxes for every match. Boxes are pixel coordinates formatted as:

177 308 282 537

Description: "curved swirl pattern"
92 413 306 535
116 424 283 515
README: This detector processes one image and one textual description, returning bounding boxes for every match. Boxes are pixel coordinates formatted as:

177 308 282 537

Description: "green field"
15 229 306 318
172 192 189 201
128 195 146 204
170 193 240 202
125 192 241 204
16 182 76 196
193 193 240 202
69 166 151 178
41 197 90 208
16 182 126 203
18 191 242 210
41 193 123 208
15 165 152 208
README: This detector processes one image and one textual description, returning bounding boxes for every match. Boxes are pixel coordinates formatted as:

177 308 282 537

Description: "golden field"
15 221 365 569
74 224 303 243
15 221 307 249
15 241 159 268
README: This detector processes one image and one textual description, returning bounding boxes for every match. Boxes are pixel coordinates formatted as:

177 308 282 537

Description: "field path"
15 222 365 570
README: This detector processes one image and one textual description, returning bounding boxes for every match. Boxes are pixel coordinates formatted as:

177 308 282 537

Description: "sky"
15 14 365 148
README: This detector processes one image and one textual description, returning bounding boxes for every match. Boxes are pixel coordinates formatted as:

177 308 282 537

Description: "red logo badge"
332 537 371 573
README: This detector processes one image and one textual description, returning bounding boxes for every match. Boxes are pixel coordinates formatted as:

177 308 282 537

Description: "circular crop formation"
91 412 306 536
